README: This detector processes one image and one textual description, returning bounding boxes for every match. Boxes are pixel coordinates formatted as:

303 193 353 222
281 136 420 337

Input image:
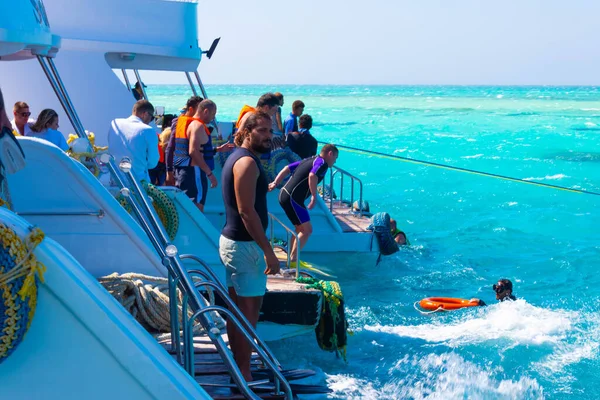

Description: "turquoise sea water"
149 85 600 399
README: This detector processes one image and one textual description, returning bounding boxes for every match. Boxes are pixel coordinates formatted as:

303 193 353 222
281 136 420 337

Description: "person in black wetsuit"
474 279 516 306
219 111 280 383
268 144 339 268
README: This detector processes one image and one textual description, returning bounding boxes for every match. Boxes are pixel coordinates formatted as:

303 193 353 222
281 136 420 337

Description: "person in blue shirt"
28 109 69 151
287 114 318 159
283 100 305 138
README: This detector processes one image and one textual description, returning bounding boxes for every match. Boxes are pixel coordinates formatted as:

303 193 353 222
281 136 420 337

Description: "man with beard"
219 111 280 382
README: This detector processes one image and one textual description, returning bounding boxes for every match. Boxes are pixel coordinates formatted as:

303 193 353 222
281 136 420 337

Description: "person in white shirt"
10 101 34 136
29 109 69 151
107 100 159 182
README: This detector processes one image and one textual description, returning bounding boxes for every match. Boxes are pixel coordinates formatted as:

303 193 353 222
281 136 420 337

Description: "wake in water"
326 352 543 400
364 300 573 346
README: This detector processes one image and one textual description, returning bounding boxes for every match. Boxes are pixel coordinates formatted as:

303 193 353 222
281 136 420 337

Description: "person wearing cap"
132 81 146 101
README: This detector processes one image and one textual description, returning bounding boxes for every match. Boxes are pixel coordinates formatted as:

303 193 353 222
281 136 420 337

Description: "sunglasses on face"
17 112 31 118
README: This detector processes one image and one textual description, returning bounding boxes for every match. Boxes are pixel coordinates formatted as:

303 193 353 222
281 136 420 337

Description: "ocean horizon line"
145 83 600 88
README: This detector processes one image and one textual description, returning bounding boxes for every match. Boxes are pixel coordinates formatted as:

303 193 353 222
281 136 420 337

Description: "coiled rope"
98 273 224 340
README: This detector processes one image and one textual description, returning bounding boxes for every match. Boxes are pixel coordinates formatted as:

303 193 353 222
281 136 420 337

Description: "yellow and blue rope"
0 225 45 363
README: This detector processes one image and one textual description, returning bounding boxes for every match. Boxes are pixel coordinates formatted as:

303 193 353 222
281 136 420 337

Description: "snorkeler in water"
475 279 516 306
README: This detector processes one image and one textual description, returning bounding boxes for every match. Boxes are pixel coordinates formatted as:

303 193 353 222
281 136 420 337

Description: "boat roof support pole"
122 69 132 92
36 56 87 139
190 71 220 137
184 72 198 97
193 71 208 99
133 69 148 100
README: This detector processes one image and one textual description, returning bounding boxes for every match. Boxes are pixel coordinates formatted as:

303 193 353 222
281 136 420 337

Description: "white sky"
145 0 600 85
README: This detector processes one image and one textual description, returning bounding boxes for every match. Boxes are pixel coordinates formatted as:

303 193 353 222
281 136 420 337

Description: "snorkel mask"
492 283 504 293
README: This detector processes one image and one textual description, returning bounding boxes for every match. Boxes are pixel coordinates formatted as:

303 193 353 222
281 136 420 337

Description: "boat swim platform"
325 200 373 233
160 335 329 399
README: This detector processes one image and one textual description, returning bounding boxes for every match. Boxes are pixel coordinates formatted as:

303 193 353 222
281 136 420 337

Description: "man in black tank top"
268 144 339 267
219 111 279 382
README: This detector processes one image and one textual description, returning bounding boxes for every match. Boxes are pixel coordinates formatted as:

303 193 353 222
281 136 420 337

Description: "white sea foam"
462 153 484 159
365 300 574 347
534 313 600 378
497 94 504 99
523 174 568 181
327 352 543 399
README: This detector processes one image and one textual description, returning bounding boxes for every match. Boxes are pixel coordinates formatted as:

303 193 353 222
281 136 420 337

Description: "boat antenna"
202 38 221 59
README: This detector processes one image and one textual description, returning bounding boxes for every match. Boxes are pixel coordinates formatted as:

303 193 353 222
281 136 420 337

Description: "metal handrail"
183 257 281 370
188 71 220 138
187 306 288 398
37 56 87 140
268 213 300 278
104 156 292 399
121 69 132 92
322 165 365 216
16 210 105 218
185 72 198 97
193 71 209 99
133 69 148 100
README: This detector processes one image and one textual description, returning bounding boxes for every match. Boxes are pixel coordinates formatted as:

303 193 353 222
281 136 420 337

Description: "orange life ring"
419 297 480 311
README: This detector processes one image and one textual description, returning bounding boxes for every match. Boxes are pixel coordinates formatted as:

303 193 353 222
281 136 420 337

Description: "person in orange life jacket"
164 96 203 186
149 113 175 186
174 99 233 212
235 92 281 133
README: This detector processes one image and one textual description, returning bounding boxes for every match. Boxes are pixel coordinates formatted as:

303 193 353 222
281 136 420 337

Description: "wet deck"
326 200 372 233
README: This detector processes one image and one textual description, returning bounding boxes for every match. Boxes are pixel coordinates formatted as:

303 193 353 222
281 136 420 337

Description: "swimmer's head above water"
493 279 516 301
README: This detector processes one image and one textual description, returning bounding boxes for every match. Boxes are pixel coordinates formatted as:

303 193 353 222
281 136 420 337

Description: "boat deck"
325 200 372 233
160 335 329 399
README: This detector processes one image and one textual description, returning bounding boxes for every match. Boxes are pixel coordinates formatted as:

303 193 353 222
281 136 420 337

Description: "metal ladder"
33 52 287 398
268 213 301 278
321 165 366 216
104 156 293 399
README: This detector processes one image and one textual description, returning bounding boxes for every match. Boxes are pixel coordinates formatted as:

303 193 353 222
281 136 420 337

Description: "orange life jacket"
235 105 256 129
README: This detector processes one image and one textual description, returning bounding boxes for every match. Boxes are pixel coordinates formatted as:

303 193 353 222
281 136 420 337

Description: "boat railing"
268 212 300 278
321 165 365 216
104 155 292 400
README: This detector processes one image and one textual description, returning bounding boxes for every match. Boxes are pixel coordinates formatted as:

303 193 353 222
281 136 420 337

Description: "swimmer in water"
474 279 516 306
